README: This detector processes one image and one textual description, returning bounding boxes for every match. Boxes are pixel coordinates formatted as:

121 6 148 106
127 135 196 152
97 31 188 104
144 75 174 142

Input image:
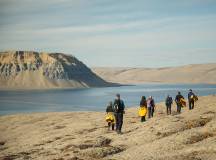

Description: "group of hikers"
105 89 198 134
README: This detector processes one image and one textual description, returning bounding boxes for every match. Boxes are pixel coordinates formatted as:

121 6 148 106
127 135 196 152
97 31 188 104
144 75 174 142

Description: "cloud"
0 0 216 67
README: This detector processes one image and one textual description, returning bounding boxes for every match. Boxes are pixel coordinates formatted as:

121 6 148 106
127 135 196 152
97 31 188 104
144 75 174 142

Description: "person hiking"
105 101 115 131
175 91 184 114
188 89 197 110
147 96 155 118
113 94 125 134
150 96 155 117
165 95 173 115
139 96 147 122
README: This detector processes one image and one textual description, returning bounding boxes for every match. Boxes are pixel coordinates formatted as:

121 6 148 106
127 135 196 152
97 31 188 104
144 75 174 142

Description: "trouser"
108 122 115 130
151 107 154 117
148 107 152 118
177 104 181 113
115 113 123 132
141 116 146 122
189 100 194 110
166 105 171 115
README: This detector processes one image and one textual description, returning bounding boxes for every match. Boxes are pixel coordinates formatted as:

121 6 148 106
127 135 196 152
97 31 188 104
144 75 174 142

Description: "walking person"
139 96 147 122
165 95 173 115
147 96 154 119
150 96 155 117
113 94 125 134
175 91 184 114
188 89 197 110
105 101 115 131
147 97 151 118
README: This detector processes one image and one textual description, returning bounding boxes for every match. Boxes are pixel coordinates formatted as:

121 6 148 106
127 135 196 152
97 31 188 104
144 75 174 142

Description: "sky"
0 0 216 68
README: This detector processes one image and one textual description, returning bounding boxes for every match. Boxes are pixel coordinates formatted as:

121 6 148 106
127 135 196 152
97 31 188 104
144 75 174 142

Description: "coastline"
0 82 215 91
0 82 122 91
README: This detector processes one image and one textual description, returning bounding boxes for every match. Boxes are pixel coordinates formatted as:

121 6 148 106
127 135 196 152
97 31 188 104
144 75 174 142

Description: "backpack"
114 100 124 113
166 97 172 105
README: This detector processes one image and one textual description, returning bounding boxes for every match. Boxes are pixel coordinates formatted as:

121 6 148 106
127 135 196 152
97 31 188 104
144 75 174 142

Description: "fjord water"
0 84 216 115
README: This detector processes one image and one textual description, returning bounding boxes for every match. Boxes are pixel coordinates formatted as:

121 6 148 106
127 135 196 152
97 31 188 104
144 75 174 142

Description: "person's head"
150 96 153 99
109 101 112 106
167 94 170 97
141 96 146 101
116 93 120 100
178 91 181 95
189 89 192 92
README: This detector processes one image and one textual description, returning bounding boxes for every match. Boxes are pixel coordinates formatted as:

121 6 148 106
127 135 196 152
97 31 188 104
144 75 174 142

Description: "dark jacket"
106 105 114 113
150 99 155 108
175 94 184 104
165 96 173 106
140 99 147 107
113 99 125 113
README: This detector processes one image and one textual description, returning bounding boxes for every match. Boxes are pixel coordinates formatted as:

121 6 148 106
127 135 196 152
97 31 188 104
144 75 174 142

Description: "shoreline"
0 94 216 116
0 83 124 91
0 82 216 91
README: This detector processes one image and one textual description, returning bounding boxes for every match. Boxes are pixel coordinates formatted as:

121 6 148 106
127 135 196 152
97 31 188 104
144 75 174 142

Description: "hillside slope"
0 95 216 160
92 64 216 84
0 51 111 89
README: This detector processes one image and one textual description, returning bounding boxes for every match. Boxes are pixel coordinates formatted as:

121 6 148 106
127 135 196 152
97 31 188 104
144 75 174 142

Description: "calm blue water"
0 84 216 115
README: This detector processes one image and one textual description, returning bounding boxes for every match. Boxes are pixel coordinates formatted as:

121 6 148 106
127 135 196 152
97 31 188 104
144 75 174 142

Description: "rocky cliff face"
0 51 110 89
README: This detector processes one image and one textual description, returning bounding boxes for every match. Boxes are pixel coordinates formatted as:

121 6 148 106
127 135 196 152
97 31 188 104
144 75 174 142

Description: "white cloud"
0 0 216 67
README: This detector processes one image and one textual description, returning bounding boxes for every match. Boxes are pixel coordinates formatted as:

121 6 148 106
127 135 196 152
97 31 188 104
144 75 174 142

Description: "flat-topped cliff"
0 51 111 89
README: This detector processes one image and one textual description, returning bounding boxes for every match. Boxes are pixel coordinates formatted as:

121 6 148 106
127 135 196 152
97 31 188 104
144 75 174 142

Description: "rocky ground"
0 95 216 160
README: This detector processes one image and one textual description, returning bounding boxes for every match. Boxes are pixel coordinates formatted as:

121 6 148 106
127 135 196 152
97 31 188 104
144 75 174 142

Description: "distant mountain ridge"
0 51 111 89
92 63 216 84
